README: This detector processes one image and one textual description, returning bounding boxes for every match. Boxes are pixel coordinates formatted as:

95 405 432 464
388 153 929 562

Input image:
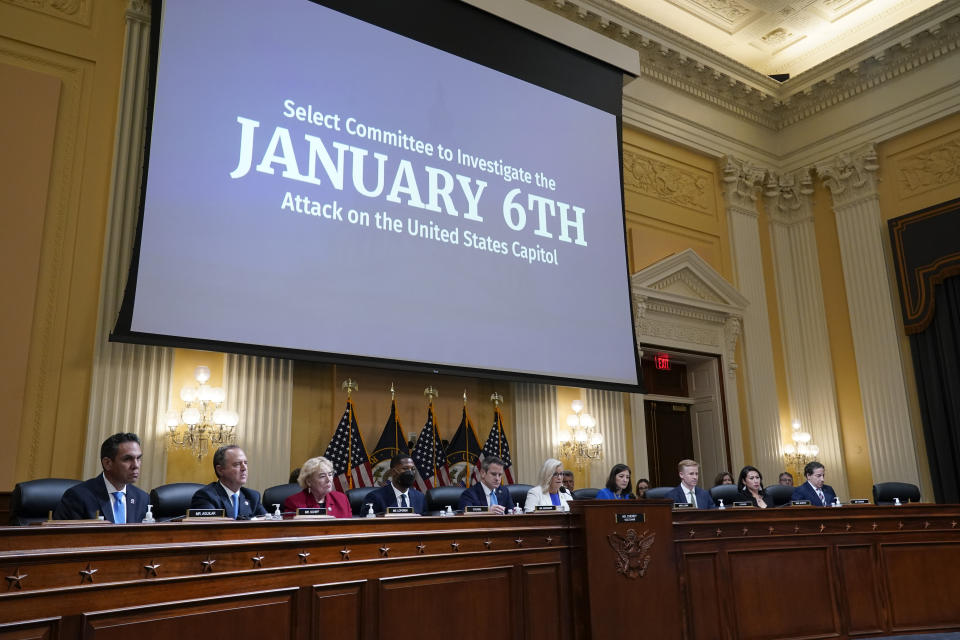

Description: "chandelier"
782 420 818 479
164 365 239 460
557 399 603 471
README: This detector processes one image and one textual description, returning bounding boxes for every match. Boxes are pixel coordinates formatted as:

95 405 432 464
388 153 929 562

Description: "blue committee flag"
445 406 482 487
369 398 409 486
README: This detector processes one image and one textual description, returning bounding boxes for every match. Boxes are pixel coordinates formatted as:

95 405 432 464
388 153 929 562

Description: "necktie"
816 489 825 506
490 489 498 506
689 490 697 508
400 493 408 508
231 493 239 519
113 491 126 524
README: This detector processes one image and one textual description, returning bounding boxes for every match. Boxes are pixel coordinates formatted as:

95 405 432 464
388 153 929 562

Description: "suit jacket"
282 488 352 518
791 482 837 506
664 485 716 509
53 474 150 523
457 482 512 510
737 489 769 508
367 482 426 514
524 485 573 512
190 482 268 518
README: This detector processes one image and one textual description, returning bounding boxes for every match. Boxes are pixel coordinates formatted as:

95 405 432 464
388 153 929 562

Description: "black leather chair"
505 483 533 511
643 487 674 500
763 484 795 507
710 484 741 505
873 482 921 505
346 486 377 516
572 487 600 500
9 478 81 525
149 482 204 521
426 486 466 515
262 482 301 513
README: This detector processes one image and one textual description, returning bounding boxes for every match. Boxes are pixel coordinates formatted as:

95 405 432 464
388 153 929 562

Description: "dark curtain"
910 275 960 504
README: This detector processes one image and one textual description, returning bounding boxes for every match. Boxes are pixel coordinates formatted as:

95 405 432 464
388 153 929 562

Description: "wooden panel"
311 581 364 640
81 589 295 640
522 563 564 640
882 542 960 630
379 567 512 640
0 618 59 640
728 548 839 639
683 552 724 640
837 545 884 634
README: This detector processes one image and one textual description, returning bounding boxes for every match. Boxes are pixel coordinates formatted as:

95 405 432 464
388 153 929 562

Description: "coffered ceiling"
612 0 943 76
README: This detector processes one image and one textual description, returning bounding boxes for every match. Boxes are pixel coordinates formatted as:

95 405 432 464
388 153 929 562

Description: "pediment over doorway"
631 249 748 312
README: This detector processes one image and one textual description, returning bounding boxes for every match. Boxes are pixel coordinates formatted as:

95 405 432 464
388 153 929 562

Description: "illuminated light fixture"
557 399 603 471
164 365 239 460
782 420 819 479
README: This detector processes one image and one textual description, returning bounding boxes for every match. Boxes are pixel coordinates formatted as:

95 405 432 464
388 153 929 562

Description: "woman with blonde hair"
283 456 352 518
524 458 574 512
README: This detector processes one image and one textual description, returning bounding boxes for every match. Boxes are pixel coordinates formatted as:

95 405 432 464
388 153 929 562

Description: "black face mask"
395 470 416 488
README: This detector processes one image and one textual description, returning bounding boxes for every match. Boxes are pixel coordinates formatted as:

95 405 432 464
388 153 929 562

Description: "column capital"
764 170 815 225
816 145 880 210
721 156 768 216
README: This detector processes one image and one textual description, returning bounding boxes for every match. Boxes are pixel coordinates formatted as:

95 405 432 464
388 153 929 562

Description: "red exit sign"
655 353 671 370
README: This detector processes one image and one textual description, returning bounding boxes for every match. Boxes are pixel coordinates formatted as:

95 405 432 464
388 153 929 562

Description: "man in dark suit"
190 445 267 518
458 455 512 515
791 461 837 506
664 459 716 509
368 454 426 514
54 432 150 523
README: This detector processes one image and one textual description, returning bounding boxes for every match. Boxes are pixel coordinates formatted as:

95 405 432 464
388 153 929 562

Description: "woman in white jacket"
525 458 574 512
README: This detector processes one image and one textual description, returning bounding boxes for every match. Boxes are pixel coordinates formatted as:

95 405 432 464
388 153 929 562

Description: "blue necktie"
113 491 126 524
490 489 498 506
231 493 239 519
399 494 407 508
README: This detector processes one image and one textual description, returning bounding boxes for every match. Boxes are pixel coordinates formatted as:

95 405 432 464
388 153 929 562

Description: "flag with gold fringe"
323 400 373 491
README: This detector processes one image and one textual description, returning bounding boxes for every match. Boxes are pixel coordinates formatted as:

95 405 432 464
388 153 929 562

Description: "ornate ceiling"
610 0 942 76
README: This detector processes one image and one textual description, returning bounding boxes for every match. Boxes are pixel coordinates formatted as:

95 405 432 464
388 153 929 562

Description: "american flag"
473 406 515 485
411 403 450 491
323 400 373 492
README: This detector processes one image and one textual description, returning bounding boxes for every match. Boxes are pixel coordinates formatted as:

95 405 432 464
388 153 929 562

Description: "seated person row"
457 455 512 514
367 454 426 514
596 463 635 500
733 462 835 508
190 444 268 518
665 459 716 509
524 458 573 511
283 455 351 517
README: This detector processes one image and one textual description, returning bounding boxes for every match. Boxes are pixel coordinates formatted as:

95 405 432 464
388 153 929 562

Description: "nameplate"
535 505 557 511
295 507 328 518
465 506 490 513
673 502 693 509
790 500 811 506
732 501 753 507
186 508 227 518
850 499 870 504
615 513 645 523
385 507 415 516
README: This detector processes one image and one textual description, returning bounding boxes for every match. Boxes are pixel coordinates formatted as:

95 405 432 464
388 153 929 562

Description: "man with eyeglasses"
191 445 268 519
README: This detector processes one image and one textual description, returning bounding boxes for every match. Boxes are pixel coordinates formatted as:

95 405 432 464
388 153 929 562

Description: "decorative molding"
607 528 655 578
817 144 880 209
764 170 815 224
623 148 711 211
897 136 960 199
4 0 92 25
721 156 768 215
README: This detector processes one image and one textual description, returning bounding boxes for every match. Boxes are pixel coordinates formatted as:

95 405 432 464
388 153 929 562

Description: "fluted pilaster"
721 156 782 477
84 0 174 491
511 382 558 485
584 388 626 487
765 171 848 498
817 146 921 488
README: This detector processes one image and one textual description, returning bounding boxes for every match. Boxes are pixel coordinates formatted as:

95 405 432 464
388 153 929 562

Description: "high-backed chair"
873 482 921 505
710 484 741 505
9 478 81 525
763 484 795 507
425 486 466 515
149 482 204 521
262 482 301 513
505 483 533 511
643 487 674 500
572 487 600 500
346 486 377 516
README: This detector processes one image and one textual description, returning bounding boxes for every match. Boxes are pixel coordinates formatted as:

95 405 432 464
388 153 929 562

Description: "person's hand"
489 504 507 515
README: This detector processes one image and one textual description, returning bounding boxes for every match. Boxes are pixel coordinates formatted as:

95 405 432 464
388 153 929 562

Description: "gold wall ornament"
607 528 656 579
164 365 238 460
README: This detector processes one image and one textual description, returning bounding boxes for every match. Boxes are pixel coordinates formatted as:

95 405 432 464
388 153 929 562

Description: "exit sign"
655 353 671 370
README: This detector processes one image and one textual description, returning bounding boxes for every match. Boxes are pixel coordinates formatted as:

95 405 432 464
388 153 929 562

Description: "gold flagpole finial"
341 378 358 399
423 386 438 403
463 389 468 405
390 382 396 400
490 392 503 408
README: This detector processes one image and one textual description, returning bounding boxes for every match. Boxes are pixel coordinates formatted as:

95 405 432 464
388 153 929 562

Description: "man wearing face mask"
367 454 426 515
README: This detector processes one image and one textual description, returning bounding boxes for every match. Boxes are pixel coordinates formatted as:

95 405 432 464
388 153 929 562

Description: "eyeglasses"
552 471 564 477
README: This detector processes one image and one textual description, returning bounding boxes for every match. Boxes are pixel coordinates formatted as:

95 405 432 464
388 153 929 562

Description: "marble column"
816 146 922 489
765 171 848 499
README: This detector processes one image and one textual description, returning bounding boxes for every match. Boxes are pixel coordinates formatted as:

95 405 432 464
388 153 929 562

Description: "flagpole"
424 386 438 487
342 378 358 490
463 390 471 487
491 392 504 459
